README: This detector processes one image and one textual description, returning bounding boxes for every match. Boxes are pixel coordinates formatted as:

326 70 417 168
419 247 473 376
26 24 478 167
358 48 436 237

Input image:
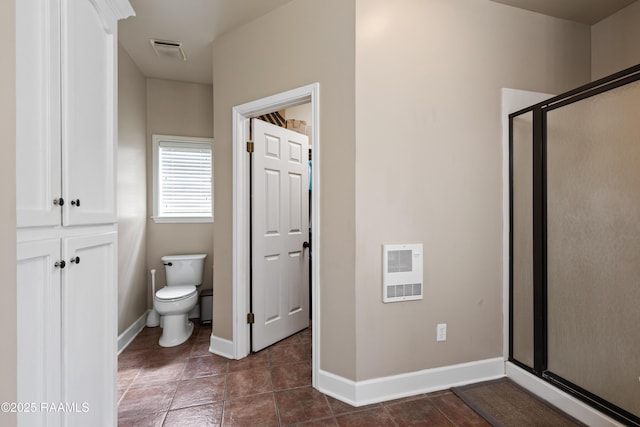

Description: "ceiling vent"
149 39 187 61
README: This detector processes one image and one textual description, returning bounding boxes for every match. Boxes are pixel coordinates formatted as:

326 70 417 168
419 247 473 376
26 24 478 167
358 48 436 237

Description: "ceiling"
118 0 294 84
118 0 636 85
490 0 636 25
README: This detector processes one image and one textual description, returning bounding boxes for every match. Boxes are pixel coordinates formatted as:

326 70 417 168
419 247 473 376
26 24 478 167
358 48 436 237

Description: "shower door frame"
508 63 640 427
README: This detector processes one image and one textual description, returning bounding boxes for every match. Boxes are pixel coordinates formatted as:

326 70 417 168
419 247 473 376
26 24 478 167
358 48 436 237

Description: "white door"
62 232 117 426
251 119 310 352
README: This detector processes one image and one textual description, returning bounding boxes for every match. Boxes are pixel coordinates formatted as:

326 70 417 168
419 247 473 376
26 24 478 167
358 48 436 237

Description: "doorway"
232 83 320 387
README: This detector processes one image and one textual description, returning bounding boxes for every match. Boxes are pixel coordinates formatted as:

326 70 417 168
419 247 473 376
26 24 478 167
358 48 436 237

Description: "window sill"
151 216 214 224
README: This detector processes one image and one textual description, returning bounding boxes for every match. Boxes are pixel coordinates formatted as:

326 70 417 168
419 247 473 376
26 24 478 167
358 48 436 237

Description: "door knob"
302 241 310 249
70 199 81 207
70 256 80 264
54 260 66 269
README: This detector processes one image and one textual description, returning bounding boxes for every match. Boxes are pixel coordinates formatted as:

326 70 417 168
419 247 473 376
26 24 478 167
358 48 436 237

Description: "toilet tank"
162 254 207 286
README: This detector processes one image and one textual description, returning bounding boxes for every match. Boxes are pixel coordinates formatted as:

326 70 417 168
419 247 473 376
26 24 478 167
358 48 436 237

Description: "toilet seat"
155 285 197 302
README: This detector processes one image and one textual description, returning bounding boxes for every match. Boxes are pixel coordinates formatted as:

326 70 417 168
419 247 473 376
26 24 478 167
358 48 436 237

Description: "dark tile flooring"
118 322 489 426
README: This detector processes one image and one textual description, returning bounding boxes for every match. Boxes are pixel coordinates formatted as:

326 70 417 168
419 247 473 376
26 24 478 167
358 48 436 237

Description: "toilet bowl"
153 254 206 347
154 285 198 347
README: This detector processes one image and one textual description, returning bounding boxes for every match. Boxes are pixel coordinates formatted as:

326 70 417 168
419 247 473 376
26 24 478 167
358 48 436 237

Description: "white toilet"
154 253 206 347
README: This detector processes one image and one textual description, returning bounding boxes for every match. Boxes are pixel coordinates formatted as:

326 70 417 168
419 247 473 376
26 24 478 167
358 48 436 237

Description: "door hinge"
246 141 254 153
247 313 255 324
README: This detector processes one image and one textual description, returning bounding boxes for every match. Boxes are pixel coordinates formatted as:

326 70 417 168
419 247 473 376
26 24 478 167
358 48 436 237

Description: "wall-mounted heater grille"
382 243 423 303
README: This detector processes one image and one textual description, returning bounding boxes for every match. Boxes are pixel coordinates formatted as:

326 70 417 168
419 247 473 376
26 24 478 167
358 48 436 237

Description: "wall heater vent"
382 243 423 303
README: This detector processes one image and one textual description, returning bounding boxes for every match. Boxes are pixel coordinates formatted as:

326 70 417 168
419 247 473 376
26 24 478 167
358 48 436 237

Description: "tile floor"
118 321 489 426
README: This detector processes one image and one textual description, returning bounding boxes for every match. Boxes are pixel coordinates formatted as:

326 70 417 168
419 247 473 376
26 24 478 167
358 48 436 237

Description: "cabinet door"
61 232 117 426
17 239 62 427
61 0 118 226
16 0 62 228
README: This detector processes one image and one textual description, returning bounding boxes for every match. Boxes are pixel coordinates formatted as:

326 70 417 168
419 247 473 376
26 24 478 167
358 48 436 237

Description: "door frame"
232 83 320 387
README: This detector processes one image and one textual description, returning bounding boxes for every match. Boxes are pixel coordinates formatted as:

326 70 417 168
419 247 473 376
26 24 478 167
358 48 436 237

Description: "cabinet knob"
53 198 64 206
70 256 80 264
54 260 66 269
71 199 81 207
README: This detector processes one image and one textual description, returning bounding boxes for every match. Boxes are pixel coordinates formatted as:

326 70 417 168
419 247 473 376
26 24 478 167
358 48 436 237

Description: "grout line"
220 371 228 425
323 393 335 418
381 404 401 427
427 392 458 427
272 391 283 426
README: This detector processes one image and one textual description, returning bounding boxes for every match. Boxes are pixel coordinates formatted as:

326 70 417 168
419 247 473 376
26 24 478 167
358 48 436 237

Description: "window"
152 135 213 223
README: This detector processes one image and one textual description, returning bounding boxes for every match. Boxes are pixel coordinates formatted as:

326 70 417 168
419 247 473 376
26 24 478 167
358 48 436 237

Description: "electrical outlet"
437 323 447 342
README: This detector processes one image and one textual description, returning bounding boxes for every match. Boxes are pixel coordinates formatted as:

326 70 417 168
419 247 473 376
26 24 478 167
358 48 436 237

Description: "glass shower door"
545 79 640 418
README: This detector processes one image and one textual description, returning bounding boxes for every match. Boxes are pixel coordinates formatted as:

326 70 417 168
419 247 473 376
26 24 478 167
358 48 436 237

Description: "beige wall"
212 0 592 382
118 45 148 334
591 0 640 80
354 0 590 380
146 79 214 293
0 0 17 420
212 0 357 378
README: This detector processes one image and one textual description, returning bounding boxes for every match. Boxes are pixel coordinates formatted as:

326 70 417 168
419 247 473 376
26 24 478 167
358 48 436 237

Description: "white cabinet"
62 232 118 425
17 0 126 228
17 239 62 427
17 232 117 426
16 0 133 426
16 0 61 228
61 0 118 226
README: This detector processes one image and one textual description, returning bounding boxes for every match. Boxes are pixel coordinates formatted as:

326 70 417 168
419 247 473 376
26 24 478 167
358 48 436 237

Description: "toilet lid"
156 285 197 301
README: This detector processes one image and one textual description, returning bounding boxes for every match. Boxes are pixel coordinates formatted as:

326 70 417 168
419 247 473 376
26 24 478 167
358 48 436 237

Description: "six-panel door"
251 119 310 352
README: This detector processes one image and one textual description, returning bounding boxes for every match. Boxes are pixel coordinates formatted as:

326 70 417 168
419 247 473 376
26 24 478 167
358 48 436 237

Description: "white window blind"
153 135 213 223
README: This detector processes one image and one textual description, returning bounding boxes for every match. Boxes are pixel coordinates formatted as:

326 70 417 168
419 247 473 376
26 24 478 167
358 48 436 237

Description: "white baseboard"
117 310 149 355
506 362 624 427
317 357 505 407
209 335 235 359
316 369 357 404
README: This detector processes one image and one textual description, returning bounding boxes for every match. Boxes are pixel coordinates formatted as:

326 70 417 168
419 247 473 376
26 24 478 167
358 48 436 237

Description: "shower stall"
509 64 640 426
